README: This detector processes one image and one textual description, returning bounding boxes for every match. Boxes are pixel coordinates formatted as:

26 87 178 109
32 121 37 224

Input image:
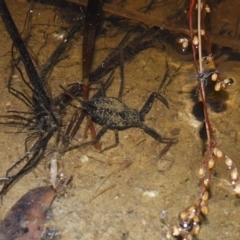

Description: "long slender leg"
118 50 125 100
158 58 169 91
101 129 119 152
139 92 169 120
65 126 120 153
97 71 115 98
65 125 108 152
63 109 86 148
140 123 177 143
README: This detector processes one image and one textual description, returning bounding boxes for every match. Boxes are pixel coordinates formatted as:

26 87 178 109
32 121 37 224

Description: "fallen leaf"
0 186 56 240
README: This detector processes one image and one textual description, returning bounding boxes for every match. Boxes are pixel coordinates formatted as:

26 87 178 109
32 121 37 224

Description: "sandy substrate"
0 1 240 239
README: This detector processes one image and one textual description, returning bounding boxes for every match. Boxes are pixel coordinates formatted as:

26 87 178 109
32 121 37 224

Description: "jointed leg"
139 92 169 120
140 123 177 144
65 125 108 152
64 109 86 144
65 126 121 152
101 129 119 152
118 50 125 101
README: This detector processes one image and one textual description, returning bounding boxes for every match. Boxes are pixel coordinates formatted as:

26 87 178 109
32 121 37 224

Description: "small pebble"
143 190 159 197
80 154 89 163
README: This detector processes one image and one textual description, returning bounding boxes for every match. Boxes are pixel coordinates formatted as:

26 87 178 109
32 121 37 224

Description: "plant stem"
197 0 203 73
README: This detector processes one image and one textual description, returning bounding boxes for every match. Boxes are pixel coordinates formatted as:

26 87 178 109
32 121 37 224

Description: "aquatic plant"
168 1 240 239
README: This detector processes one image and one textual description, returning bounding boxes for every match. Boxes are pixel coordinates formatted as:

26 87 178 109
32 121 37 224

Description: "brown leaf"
0 186 56 240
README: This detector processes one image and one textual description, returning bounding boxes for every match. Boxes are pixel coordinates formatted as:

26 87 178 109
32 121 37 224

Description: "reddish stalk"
198 83 215 148
188 0 198 67
81 82 101 149
169 1 227 238
81 0 103 150
188 0 196 39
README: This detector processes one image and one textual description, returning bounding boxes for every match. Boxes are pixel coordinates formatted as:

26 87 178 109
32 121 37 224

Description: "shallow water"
0 1 240 239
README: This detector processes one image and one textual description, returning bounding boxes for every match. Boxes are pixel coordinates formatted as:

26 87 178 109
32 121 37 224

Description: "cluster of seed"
225 155 240 194
198 147 223 177
200 148 240 196
195 62 234 92
179 2 209 52
195 2 210 13
169 147 224 239
189 52 234 91
170 204 201 240
191 32 234 93
211 73 234 92
199 148 224 213
191 2 233 92
191 2 210 48
176 36 190 53
200 55 235 91
169 1 238 238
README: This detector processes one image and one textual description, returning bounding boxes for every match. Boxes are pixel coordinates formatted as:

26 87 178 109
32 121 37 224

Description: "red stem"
188 0 196 39
188 0 198 68
82 83 101 150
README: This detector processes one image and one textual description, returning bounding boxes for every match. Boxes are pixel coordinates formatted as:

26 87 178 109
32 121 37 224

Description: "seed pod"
234 183 240 194
225 156 233 168
192 35 199 46
193 224 201 235
213 147 223 158
200 29 205 35
214 82 221 91
221 82 227 89
174 35 191 54
208 158 215 169
198 167 205 177
202 191 209 201
186 204 197 214
187 210 195 220
179 211 187 221
223 78 230 84
231 168 239 181
205 4 211 13
172 225 180 236
201 205 208 215
193 215 200 224
195 2 203 10
223 78 234 86
211 72 218 81
182 40 189 49
203 178 209 188
206 54 213 63
226 78 234 86
166 232 172 239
